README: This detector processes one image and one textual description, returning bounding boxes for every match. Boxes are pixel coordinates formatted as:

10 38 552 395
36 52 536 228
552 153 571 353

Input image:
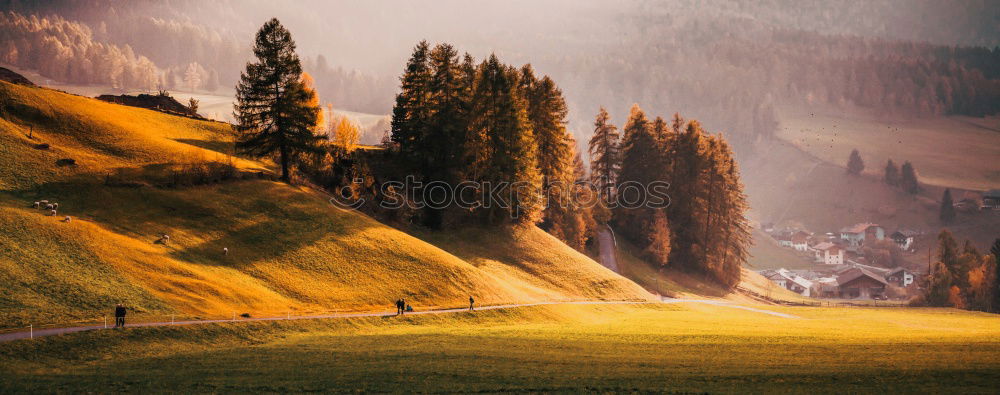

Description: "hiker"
405 304 413 312
469 296 475 311
396 299 403 315
114 304 127 328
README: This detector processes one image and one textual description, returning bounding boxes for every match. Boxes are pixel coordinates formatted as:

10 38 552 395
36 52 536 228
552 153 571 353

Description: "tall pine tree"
467 55 541 224
847 149 864 175
588 107 620 200
940 188 956 224
884 159 900 186
234 18 322 182
391 41 432 167
616 104 663 246
900 161 920 194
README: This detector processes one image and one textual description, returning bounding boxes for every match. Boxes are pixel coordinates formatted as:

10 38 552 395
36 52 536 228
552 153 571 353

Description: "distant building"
760 269 788 289
886 267 916 288
790 231 810 251
835 267 888 299
839 223 884 252
890 230 917 251
982 189 1000 210
759 268 814 297
812 242 844 265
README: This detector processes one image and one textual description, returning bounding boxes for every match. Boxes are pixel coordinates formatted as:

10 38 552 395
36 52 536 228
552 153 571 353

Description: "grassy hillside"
3 303 998 392
777 104 1000 191
0 81 650 328
610 235 812 304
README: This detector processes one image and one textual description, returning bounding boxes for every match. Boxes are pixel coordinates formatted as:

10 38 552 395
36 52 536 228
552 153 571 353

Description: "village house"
982 189 1000 210
812 242 844 265
774 229 810 251
839 223 884 252
758 268 814 297
885 267 916 287
760 269 788 289
835 267 888 299
890 230 917 251
790 231 810 251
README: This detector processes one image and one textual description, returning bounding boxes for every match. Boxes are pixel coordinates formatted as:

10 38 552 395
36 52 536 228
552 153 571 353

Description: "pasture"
1 303 998 392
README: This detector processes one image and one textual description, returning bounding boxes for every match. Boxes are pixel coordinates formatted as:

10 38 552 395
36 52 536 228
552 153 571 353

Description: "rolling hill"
0 80 651 328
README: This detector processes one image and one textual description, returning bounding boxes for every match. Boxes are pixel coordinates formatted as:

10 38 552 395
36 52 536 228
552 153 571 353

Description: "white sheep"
52 202 59 210
157 234 170 245
39 200 49 207
49 209 57 216
45 203 54 210
223 247 229 256
32 201 40 208
63 216 71 223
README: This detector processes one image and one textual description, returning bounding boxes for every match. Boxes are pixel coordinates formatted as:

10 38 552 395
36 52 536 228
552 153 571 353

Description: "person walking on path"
469 296 475 311
396 299 404 315
114 304 127 328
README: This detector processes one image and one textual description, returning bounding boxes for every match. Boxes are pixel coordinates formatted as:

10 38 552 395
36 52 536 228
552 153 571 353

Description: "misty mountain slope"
742 136 1000 254
0 82 651 327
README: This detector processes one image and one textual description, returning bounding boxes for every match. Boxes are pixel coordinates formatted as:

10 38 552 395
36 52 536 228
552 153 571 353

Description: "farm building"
835 267 888 299
983 189 1000 210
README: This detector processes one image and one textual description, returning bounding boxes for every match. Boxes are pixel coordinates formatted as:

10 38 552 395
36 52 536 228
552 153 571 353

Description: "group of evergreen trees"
389 41 579 234
883 158 920 194
921 231 1000 312
590 106 751 288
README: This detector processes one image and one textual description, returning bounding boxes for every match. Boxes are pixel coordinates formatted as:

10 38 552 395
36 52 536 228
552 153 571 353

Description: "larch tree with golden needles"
234 18 322 182
332 116 361 153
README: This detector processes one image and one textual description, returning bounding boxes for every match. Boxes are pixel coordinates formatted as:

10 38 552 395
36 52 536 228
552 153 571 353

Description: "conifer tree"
884 159 900 186
847 148 864 175
234 18 322 182
668 120 707 271
588 107 619 199
940 188 956 224
616 104 661 245
391 41 432 165
420 43 470 228
900 161 920 194
519 65 574 232
923 260 955 306
467 55 541 224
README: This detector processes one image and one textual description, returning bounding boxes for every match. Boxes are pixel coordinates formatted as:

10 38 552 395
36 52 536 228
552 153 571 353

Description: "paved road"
597 226 620 273
0 298 798 343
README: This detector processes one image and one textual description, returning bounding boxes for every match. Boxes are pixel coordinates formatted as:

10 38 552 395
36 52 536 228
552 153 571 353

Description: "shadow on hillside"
166 194 381 268
406 225 548 278
173 138 234 158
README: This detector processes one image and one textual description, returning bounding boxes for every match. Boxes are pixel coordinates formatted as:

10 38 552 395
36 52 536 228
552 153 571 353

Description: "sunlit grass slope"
0 81 260 190
611 235 812 303
0 82 649 327
2 303 998 392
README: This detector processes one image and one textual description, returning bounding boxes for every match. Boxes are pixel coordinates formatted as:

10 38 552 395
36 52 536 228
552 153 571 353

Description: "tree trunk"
280 145 290 183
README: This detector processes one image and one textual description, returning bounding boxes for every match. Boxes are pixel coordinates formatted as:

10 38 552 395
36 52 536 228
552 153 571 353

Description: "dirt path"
0 299 798 343
661 297 800 319
597 226 620 273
